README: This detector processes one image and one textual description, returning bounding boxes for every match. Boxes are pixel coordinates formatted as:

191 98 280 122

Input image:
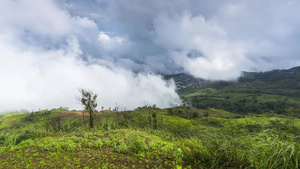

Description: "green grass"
1 107 300 168
183 88 217 97
0 113 28 130
0 129 178 169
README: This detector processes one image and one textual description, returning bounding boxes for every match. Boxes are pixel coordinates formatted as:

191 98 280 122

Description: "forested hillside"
167 66 300 116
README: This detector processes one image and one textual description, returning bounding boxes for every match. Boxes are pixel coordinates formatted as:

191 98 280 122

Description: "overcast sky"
1 0 300 112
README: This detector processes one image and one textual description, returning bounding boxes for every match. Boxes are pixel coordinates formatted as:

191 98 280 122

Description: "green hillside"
167 66 300 116
1 67 300 168
166 66 300 96
1 105 300 168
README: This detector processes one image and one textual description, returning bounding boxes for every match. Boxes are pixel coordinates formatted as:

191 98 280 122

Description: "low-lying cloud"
0 35 181 112
0 0 181 112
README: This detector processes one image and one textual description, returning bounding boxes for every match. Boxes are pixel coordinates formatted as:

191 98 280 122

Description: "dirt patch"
58 110 116 118
58 111 84 118
8 121 15 127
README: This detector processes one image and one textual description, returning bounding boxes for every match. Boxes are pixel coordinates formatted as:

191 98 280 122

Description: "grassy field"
1 106 300 168
0 113 28 130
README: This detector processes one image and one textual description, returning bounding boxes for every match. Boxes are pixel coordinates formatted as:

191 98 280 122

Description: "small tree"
79 89 98 128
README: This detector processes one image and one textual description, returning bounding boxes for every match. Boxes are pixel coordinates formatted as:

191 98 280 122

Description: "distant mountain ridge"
165 66 300 97
164 73 208 91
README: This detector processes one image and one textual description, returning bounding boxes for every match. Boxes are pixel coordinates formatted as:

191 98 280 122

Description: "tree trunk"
90 111 94 128
82 111 86 125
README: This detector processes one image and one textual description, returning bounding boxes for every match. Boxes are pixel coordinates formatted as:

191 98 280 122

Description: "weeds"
128 137 146 154
1 108 300 168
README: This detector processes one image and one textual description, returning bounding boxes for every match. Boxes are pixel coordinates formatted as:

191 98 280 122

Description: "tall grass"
174 129 300 168
250 135 300 169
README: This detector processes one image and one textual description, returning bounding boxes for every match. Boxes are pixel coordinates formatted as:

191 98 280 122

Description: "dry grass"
58 110 116 118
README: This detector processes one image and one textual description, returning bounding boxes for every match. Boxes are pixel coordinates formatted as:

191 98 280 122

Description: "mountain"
166 66 300 97
165 66 300 115
164 73 208 91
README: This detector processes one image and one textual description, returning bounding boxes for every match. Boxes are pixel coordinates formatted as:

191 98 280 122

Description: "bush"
128 138 146 154
0 135 5 145
115 142 128 153
167 107 201 119
15 133 27 145
245 124 263 132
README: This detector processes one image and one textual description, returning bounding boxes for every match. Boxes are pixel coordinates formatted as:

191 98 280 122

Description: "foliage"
78 89 98 128
1 89 300 168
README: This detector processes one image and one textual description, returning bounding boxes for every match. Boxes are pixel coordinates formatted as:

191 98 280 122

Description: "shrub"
15 133 27 145
0 135 5 145
95 139 103 148
115 142 128 153
129 138 146 154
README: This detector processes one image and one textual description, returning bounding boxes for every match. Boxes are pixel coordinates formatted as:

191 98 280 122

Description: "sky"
1 0 300 112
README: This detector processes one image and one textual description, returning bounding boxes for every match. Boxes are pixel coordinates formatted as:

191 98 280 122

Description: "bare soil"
58 110 116 118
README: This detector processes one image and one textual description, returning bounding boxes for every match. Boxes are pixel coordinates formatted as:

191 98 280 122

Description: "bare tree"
78 89 98 128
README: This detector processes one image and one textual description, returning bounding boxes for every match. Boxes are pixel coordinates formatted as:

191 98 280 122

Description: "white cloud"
98 31 124 50
71 17 99 43
153 12 254 80
104 0 300 76
0 0 181 112
0 36 181 112
0 0 71 36
213 0 300 69
2 0 300 111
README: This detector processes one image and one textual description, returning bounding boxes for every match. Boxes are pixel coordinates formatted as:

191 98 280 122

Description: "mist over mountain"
1 0 300 112
166 66 300 96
